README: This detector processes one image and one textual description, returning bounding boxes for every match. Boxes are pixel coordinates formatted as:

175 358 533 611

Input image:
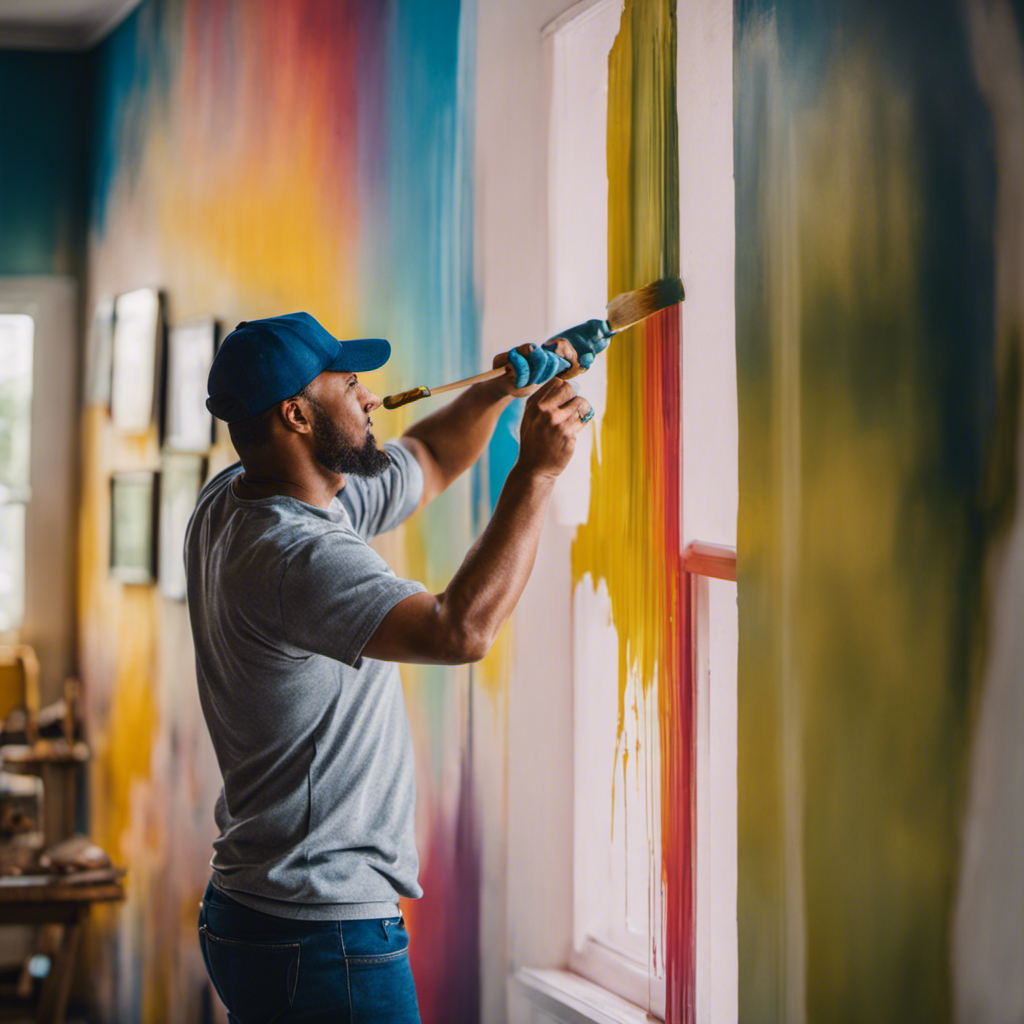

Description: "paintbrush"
381 276 685 410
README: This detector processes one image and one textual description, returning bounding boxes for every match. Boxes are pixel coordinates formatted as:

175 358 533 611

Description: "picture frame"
83 295 115 407
110 470 158 584
111 288 162 434
164 317 218 452
158 454 206 600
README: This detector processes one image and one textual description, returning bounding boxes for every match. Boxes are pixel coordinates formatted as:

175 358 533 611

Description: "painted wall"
80 1 481 1021
0 50 90 276
734 1 1024 1022
5 1 729 1020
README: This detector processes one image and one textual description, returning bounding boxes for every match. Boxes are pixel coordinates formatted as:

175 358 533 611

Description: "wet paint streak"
571 1 692 1020
734 1 1018 1022
82 3 479 1021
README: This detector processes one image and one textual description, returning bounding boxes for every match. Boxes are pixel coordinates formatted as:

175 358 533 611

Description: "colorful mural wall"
734 0 1024 1022
80 1 480 1021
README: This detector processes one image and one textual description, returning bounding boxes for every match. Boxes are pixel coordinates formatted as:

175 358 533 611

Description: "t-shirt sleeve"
338 440 424 541
278 529 427 667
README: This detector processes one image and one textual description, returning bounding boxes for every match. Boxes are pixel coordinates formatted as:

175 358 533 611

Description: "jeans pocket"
345 949 420 1023
199 925 300 1024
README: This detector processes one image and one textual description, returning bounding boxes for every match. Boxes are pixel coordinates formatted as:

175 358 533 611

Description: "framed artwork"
110 471 158 584
83 295 115 407
165 317 218 452
111 288 162 434
158 454 206 600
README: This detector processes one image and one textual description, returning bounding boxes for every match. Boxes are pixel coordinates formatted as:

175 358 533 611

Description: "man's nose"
363 390 382 413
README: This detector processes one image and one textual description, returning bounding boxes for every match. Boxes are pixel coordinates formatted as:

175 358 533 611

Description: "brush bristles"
605 276 685 332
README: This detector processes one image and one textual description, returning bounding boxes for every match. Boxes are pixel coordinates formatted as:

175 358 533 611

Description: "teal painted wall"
0 49 90 275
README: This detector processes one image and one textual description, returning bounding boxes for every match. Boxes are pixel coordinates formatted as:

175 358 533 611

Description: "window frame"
542 0 740 1019
545 0 670 1014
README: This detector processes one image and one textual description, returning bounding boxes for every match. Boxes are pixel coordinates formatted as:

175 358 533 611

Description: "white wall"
677 0 739 1021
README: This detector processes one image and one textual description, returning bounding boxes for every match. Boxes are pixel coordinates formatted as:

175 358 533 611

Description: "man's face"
304 371 391 478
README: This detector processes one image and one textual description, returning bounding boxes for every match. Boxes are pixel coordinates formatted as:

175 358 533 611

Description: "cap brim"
327 338 391 373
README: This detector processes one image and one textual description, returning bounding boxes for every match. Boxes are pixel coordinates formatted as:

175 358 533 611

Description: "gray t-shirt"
184 441 427 920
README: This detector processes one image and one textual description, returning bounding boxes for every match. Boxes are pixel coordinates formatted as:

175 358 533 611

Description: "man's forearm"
436 462 555 658
402 378 512 491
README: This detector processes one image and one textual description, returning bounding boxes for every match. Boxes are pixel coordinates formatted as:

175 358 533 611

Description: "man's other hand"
516 378 593 479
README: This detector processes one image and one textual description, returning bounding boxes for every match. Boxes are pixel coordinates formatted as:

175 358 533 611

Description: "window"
547 0 668 1015
0 314 33 635
546 0 738 1020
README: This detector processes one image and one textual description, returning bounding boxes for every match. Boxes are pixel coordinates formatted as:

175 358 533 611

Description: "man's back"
185 443 426 919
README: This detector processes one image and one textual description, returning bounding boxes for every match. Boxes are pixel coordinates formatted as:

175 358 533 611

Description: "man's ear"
278 397 312 434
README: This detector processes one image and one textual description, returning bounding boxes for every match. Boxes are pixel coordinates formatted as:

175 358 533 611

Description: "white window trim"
570 940 661 1019
515 968 654 1024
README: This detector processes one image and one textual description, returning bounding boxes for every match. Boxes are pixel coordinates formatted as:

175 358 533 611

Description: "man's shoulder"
198 460 243 500
190 465 359 563
337 440 423 540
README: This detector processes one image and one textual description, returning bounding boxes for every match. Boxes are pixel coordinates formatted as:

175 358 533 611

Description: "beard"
307 396 392 478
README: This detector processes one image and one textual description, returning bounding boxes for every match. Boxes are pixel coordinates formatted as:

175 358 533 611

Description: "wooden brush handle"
430 366 510 395
383 366 511 409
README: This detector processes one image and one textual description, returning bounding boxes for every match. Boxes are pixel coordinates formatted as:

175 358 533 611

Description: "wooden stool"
0 875 124 1024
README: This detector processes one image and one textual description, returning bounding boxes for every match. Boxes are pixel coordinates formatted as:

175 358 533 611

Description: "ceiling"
0 0 144 49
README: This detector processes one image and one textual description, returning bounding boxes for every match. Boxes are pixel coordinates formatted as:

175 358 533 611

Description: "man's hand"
492 342 572 398
516 378 593 479
492 320 613 399
548 318 613 370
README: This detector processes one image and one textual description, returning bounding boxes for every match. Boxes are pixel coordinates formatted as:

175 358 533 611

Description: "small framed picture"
111 288 162 434
110 471 158 584
83 295 115 407
158 454 206 600
165 317 218 452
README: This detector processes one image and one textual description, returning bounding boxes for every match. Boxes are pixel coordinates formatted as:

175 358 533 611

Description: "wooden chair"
0 647 40 747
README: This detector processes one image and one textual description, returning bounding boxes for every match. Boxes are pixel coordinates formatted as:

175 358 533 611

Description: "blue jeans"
198 881 421 1024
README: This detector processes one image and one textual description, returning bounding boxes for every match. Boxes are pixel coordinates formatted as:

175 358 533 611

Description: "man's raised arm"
363 377 592 665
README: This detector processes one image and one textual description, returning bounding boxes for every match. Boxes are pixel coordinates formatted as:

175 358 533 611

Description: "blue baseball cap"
206 312 391 422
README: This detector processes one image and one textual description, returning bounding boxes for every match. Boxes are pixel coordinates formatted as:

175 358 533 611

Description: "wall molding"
0 0 143 50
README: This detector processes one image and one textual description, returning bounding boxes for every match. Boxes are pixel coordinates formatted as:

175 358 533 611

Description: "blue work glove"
544 319 613 370
506 344 572 389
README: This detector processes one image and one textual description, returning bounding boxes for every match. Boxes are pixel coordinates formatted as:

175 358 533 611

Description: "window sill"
515 968 657 1024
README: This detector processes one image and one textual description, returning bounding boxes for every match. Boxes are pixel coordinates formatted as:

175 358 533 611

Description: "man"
186 312 609 1023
